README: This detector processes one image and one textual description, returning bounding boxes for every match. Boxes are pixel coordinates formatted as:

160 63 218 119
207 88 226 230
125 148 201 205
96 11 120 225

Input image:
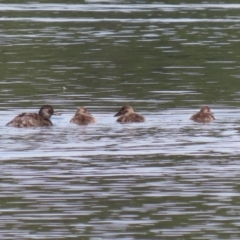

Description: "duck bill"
114 111 121 117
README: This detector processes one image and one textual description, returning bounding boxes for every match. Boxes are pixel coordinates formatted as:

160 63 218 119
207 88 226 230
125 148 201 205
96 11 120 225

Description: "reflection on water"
1 1 240 239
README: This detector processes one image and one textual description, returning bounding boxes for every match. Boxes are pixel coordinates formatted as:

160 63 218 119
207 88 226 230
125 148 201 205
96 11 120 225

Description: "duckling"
190 106 215 123
6 105 59 128
114 105 145 123
70 107 96 125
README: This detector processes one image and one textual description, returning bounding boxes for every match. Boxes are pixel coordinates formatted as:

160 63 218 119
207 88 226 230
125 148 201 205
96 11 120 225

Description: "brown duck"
190 106 215 123
6 105 59 128
70 107 96 125
114 105 145 123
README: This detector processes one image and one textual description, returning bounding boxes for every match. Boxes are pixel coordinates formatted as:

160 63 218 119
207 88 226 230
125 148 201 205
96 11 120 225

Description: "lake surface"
1 1 240 239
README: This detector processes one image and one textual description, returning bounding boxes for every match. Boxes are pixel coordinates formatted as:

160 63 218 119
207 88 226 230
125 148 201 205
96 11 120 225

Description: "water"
1 1 240 239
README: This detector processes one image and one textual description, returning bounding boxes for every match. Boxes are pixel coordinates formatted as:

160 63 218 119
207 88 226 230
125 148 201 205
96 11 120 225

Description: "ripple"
1 2 240 239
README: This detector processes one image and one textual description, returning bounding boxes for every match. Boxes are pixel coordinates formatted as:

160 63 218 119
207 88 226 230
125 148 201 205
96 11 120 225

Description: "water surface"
1 1 240 239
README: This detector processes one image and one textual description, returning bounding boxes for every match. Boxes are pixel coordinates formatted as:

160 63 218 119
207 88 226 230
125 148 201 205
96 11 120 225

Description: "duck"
6 105 59 128
70 107 96 125
190 106 215 123
114 105 145 123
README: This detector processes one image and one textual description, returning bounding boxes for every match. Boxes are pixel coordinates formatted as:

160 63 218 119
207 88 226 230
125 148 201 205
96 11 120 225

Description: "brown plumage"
190 106 215 123
6 105 59 128
114 105 145 123
70 107 96 125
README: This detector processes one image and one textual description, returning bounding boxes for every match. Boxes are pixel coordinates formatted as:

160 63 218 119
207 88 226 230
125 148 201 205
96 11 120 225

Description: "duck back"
190 112 215 123
70 115 95 125
6 112 53 128
117 113 145 123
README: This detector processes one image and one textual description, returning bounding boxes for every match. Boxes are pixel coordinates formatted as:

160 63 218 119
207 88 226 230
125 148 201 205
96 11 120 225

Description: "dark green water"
1 1 240 239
